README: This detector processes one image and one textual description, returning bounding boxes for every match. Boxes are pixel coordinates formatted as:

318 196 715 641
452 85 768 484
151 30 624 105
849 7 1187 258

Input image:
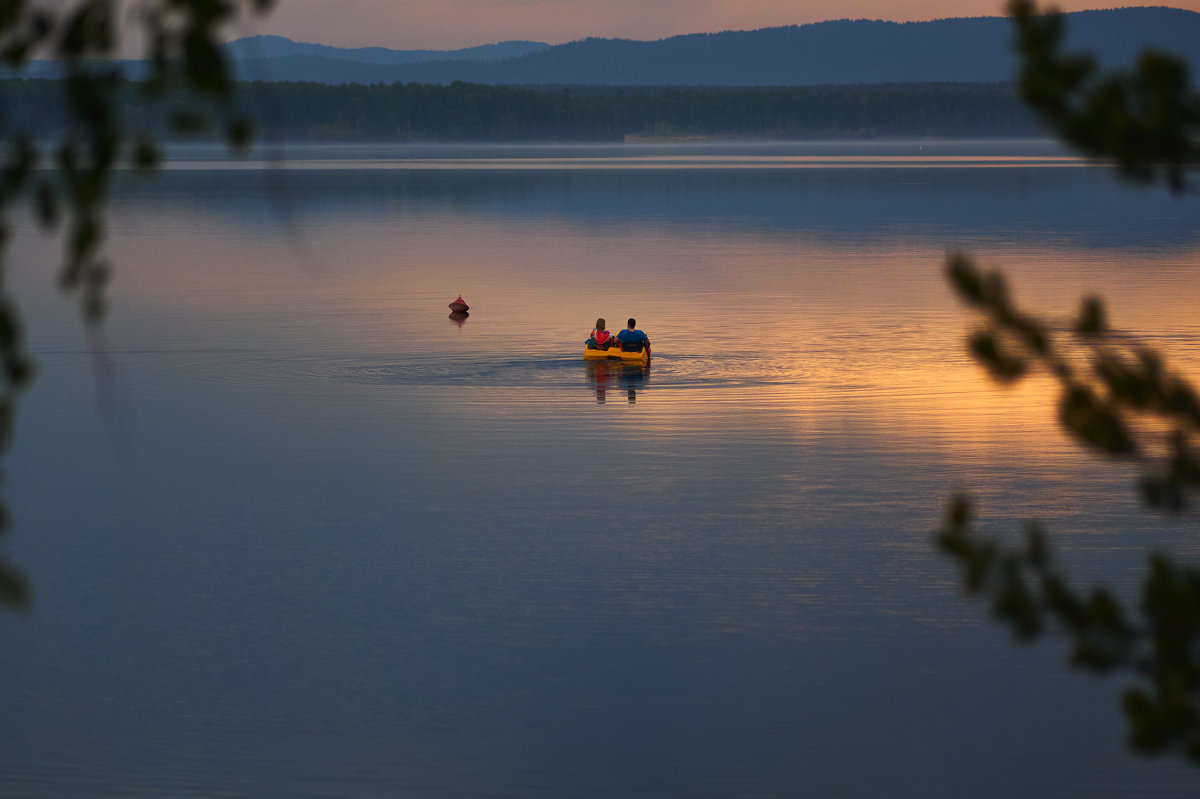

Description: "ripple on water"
118 349 811 395
332 353 809 391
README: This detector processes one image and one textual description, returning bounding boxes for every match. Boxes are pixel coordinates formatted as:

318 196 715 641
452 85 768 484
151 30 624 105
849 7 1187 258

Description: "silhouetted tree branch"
941 0 1200 765
1010 0 1199 193
0 0 274 610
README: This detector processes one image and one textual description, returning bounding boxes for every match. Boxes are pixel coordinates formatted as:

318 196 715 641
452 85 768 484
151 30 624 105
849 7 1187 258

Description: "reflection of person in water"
618 365 645 403
588 362 610 403
587 362 647 404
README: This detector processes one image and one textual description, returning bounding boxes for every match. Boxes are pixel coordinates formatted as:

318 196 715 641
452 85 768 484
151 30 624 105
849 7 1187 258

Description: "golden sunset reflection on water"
6 147 1193 536
6 145 1200 799
77 191 1200 481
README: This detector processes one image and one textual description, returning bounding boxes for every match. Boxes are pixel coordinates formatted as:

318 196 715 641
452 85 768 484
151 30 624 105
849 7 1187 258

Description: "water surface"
2 141 1199 798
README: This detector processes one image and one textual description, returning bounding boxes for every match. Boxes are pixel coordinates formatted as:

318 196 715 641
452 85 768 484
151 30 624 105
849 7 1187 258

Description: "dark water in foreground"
1 142 1199 797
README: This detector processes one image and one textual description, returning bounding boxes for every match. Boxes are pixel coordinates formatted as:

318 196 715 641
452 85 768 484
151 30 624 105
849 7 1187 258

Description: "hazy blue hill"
225 37 551 82
490 19 1013 85
224 35 550 67
5 37 551 81
8 8 1199 86
1063 7 1200 66
241 6 1199 86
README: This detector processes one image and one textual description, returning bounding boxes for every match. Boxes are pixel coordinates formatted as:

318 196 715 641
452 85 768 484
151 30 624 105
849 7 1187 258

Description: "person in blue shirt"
616 318 650 353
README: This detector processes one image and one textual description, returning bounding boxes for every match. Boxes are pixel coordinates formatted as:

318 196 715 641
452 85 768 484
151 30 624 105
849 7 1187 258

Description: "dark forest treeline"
0 79 1043 141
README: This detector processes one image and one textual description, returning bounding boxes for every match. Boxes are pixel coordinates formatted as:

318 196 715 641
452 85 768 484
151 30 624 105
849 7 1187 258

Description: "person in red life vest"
586 318 614 350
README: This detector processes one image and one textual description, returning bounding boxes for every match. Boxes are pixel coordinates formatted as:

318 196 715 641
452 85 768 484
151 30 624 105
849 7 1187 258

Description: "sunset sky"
231 1 1200 50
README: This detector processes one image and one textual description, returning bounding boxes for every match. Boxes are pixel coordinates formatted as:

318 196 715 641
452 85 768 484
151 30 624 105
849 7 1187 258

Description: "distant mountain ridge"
225 35 551 67
11 7 1200 86
12 37 553 82
226 7 1200 85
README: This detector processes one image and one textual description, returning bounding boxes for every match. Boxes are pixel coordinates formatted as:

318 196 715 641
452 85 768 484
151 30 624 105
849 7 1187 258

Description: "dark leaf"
0 556 30 610
169 108 210 136
226 118 254 150
131 138 160 171
1076 295 1106 336
969 328 1027 382
34 179 58 228
1059 383 1137 455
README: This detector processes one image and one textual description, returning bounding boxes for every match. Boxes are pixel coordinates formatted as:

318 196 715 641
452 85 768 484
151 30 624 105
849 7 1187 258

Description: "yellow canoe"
583 345 650 366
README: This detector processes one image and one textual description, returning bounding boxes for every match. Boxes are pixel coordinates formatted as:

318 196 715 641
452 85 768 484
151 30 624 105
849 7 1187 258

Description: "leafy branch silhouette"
0 0 274 610
939 0 1200 764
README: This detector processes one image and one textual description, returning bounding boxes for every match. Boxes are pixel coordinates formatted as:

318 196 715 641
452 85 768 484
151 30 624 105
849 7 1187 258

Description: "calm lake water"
2 141 1199 797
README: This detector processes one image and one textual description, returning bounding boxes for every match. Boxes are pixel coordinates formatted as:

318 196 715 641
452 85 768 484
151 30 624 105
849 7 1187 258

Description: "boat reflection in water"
586 361 648 404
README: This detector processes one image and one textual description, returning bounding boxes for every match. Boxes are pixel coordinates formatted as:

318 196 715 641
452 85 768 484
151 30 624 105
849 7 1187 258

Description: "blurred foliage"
941 0 1200 766
1010 0 1200 193
0 0 274 611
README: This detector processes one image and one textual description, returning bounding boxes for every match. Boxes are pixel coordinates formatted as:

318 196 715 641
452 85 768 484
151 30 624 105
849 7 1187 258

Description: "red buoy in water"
448 295 469 313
